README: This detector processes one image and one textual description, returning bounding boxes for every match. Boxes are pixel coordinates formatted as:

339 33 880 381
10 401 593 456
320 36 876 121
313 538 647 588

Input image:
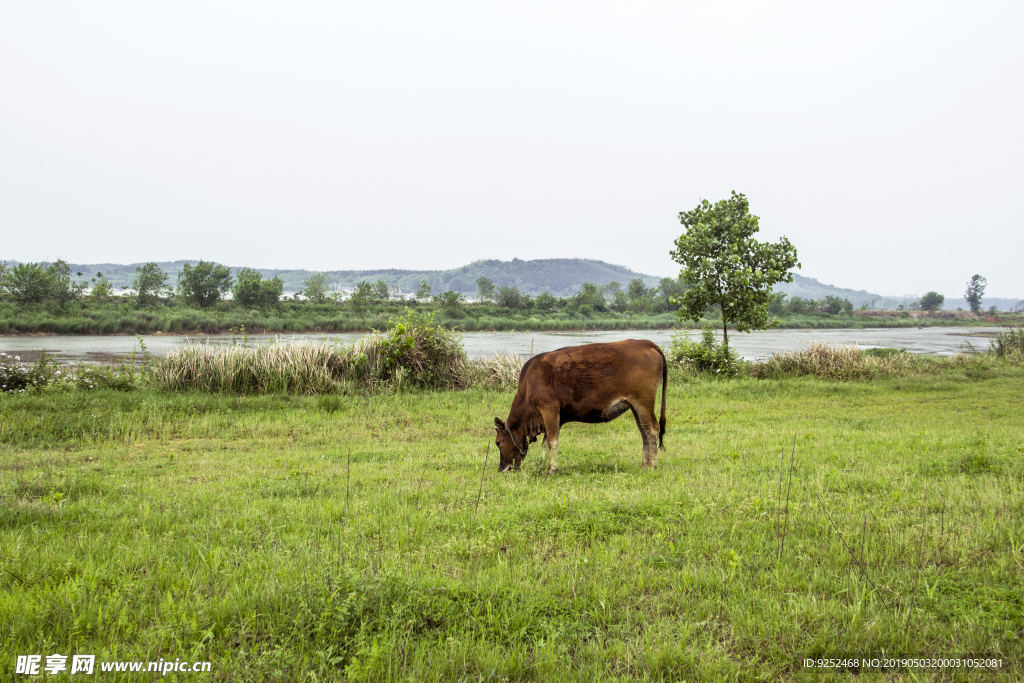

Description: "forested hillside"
775 275 888 309
777 275 1020 311
51 258 664 297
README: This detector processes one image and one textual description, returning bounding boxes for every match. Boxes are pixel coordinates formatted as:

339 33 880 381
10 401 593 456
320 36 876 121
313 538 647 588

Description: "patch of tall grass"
151 340 351 394
990 326 1024 361
152 340 529 395
748 342 920 380
151 311 529 394
470 351 525 392
745 341 1007 380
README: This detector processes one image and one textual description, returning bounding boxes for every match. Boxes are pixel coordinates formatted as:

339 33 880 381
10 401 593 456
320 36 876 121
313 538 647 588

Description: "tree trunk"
722 317 729 355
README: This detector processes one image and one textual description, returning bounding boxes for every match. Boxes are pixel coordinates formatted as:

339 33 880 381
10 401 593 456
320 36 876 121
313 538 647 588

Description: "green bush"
667 328 742 376
356 309 469 390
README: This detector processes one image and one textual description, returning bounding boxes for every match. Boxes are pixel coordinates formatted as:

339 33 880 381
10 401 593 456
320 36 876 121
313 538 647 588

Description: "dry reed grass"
748 342 924 380
471 352 525 392
152 338 527 394
151 340 350 394
991 327 1024 362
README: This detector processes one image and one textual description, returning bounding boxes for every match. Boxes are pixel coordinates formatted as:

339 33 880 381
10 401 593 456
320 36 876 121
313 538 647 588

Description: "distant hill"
776 275 1021 312
775 275 896 309
51 258 665 298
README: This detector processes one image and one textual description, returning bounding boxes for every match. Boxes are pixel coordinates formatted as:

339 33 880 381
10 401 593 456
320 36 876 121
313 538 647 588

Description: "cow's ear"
493 417 505 430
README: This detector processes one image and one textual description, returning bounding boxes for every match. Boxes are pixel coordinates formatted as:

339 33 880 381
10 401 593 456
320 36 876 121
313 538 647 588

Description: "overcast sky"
1 2 1021 298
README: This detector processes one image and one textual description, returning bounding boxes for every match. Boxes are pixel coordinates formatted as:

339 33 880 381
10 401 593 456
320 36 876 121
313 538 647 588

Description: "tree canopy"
919 291 944 313
4 262 53 305
177 261 233 309
233 268 283 308
0 260 83 307
372 280 392 301
476 276 495 302
495 285 528 310
131 262 169 306
964 275 986 314
349 281 374 312
300 273 330 303
669 192 799 353
433 290 465 312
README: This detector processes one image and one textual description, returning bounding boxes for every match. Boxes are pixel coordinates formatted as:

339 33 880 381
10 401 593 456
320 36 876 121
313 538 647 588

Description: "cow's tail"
657 346 668 450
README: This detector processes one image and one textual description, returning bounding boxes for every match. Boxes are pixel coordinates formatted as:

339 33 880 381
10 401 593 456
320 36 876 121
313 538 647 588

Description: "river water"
0 327 1003 364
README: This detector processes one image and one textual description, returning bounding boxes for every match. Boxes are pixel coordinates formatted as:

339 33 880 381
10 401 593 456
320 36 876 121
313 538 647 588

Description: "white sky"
1 2 1021 298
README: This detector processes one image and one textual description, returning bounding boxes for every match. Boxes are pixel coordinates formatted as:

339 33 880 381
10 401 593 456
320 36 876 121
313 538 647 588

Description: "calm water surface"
0 327 1002 364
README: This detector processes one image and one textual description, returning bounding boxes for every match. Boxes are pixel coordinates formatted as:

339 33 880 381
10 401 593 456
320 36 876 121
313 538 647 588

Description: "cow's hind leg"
628 401 659 468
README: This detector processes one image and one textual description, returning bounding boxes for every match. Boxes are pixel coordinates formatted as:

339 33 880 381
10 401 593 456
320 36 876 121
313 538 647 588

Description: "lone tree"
670 191 799 354
88 272 114 304
416 279 432 302
919 291 945 313
47 260 81 307
627 278 648 301
349 280 374 312
433 290 464 313
603 281 628 311
476 276 495 303
131 262 169 306
372 279 391 301
534 291 557 311
232 268 283 308
177 261 233 308
301 272 330 303
496 284 527 310
4 262 53 305
964 274 986 314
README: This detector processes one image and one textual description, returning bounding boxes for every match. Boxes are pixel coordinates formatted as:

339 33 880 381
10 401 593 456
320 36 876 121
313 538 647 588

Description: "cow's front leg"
540 408 560 474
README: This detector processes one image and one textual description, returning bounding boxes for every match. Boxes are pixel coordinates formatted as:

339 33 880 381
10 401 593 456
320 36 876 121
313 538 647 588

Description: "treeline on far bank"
0 259 1012 335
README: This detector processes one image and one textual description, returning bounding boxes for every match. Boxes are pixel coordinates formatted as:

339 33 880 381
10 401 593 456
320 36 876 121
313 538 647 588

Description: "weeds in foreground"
990 326 1024 360
0 338 148 394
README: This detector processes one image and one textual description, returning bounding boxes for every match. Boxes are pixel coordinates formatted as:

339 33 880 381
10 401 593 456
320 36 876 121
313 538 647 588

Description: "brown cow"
493 339 667 473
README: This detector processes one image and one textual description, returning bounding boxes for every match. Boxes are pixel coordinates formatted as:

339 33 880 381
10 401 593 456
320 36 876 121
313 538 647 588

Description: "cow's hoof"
547 467 557 475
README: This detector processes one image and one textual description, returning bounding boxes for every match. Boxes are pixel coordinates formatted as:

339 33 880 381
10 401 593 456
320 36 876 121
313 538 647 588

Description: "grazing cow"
493 339 667 473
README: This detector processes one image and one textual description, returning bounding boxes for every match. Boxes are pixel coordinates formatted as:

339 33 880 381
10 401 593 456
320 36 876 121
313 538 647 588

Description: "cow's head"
494 417 525 472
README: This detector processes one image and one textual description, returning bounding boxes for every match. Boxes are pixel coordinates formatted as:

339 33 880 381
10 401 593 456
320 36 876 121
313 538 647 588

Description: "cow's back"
518 339 664 416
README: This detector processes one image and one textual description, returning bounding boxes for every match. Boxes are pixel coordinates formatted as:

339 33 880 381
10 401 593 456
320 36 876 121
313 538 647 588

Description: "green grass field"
2 366 1023 680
